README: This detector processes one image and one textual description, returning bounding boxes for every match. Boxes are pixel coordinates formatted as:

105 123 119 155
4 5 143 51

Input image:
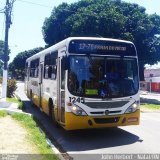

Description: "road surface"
16 82 160 160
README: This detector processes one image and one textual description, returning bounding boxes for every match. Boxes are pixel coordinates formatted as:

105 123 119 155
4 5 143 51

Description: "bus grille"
84 101 129 109
94 117 120 124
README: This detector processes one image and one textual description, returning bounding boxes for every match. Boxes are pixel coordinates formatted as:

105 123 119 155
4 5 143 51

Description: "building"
141 68 160 92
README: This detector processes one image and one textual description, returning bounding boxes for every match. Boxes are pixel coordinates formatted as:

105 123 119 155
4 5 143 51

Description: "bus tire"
48 99 59 127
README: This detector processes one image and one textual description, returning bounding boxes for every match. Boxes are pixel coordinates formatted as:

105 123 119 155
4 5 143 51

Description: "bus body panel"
64 110 140 130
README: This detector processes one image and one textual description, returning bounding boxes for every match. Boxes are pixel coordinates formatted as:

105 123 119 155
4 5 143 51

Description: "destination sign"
68 40 137 56
79 43 127 51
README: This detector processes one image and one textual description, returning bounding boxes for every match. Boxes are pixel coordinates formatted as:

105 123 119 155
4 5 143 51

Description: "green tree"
9 47 43 79
0 40 10 61
0 40 4 59
0 41 4 76
42 0 160 80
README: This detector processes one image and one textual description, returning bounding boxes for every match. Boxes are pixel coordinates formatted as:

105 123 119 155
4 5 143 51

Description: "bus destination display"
69 40 136 56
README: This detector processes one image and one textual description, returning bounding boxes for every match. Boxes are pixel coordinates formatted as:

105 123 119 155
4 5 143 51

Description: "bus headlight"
68 105 88 116
125 102 139 113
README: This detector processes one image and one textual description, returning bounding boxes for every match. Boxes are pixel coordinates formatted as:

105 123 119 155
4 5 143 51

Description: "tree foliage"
9 47 43 79
0 41 4 76
0 40 11 76
0 40 4 59
42 0 160 80
0 40 10 61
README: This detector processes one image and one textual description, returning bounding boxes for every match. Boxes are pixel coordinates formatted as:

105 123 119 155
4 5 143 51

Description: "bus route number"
69 97 85 104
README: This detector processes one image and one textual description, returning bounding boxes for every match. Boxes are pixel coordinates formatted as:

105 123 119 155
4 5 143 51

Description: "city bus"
25 37 140 130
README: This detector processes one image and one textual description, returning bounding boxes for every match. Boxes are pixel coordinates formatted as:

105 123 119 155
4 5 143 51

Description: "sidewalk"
0 84 22 113
0 98 22 114
0 97 38 155
0 116 37 154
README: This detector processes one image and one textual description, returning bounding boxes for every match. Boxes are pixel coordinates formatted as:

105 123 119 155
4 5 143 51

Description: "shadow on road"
64 128 141 151
22 100 141 153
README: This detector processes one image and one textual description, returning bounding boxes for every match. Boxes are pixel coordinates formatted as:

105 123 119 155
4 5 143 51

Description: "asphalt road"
16 82 160 160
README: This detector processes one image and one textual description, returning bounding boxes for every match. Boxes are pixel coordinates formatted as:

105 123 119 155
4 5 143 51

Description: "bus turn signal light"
127 117 138 122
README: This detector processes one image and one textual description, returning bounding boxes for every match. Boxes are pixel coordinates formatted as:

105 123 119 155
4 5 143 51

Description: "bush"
7 79 17 98
0 78 17 97
0 110 7 118
0 77 2 84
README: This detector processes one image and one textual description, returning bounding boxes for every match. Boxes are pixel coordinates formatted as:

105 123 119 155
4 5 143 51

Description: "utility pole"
1 0 15 100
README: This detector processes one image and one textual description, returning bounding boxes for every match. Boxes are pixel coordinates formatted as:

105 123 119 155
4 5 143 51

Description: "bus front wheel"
30 90 36 107
48 100 59 127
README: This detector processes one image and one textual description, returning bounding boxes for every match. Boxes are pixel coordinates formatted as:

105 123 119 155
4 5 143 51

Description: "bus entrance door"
57 56 65 124
39 63 43 110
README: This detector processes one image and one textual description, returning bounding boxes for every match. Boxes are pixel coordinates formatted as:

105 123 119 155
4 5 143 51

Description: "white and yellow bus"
25 37 140 130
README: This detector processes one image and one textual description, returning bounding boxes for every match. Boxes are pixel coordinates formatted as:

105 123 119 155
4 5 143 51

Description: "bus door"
57 56 66 124
25 62 29 95
38 63 43 109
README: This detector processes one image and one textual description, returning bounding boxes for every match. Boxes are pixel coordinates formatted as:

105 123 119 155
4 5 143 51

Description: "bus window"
30 59 39 78
44 52 57 79
25 62 28 77
61 58 65 89
50 52 57 79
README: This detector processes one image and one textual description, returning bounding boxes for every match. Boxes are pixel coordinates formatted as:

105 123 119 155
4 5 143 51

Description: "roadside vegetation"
0 110 58 160
11 113 58 160
6 97 25 110
0 78 17 97
141 104 160 110
0 110 7 118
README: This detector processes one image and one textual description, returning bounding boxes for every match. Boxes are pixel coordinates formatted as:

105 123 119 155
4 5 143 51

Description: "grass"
141 104 160 110
0 110 7 118
6 97 25 110
11 113 58 160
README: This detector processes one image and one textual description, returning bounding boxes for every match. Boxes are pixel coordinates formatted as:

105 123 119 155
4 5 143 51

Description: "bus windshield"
68 55 139 98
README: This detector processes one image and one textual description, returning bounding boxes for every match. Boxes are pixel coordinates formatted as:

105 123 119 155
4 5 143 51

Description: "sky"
0 0 160 67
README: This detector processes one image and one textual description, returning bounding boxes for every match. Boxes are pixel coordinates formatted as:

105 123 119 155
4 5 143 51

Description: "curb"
32 113 72 160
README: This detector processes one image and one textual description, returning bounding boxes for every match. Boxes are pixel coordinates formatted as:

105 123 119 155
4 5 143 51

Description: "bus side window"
44 65 49 79
48 65 52 78
51 65 57 79
44 54 50 79
34 66 39 77
44 51 57 80
50 52 57 80
25 62 28 77
30 59 39 78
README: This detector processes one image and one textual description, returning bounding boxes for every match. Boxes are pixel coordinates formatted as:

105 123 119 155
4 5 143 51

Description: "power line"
16 0 79 14
0 8 5 11
8 0 16 25
16 0 83 15
14 0 109 19
17 0 52 8
0 8 5 13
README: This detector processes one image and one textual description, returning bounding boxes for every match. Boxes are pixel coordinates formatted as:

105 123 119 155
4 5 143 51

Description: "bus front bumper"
63 109 140 130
